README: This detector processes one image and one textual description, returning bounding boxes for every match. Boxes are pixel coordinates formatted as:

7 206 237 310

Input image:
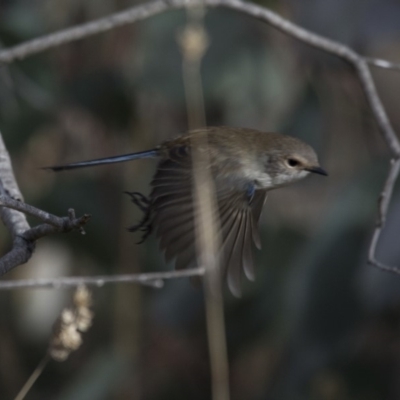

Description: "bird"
46 127 327 296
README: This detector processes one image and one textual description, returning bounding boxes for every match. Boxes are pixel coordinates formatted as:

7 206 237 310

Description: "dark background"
1 0 400 399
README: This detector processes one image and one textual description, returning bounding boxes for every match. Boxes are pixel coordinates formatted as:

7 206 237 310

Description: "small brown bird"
47 127 327 296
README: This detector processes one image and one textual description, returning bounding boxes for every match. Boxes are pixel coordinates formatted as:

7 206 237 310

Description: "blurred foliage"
1 0 400 399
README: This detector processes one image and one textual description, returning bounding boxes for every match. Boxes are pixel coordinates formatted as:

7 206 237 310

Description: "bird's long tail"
44 149 159 171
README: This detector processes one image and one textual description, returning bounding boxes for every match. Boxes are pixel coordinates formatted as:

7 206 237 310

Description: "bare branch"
0 188 91 275
0 268 205 290
0 132 35 275
368 159 400 273
0 0 399 158
0 134 30 235
0 1 171 64
0 194 70 227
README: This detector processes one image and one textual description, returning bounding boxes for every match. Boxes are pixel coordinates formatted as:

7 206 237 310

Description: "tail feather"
43 149 159 171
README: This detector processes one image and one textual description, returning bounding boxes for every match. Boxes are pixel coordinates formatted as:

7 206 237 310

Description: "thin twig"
366 57 400 71
0 268 205 290
0 190 91 275
368 159 400 273
0 194 71 227
0 195 91 243
14 354 50 400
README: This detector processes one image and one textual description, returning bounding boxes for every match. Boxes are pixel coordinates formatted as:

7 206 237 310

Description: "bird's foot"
125 191 152 243
124 191 150 212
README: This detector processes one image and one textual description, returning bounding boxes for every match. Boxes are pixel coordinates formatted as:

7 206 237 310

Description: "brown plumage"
46 127 327 296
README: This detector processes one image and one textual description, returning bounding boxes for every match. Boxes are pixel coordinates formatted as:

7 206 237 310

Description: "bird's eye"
287 158 299 167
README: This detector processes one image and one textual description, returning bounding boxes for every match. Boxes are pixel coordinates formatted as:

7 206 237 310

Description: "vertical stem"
180 7 230 400
14 353 50 400
113 153 142 399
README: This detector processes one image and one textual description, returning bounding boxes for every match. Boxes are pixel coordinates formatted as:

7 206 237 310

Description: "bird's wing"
217 188 267 296
150 146 267 296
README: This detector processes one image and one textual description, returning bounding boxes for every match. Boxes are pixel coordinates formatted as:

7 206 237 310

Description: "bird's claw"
125 191 152 243
125 191 150 212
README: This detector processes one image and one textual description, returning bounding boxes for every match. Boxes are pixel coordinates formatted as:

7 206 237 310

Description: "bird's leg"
125 191 153 243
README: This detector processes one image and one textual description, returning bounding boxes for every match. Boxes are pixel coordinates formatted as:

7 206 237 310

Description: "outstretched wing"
150 145 267 296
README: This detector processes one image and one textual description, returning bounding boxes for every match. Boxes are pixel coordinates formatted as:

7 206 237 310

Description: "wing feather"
224 209 246 297
242 209 255 281
249 191 266 249
146 147 267 295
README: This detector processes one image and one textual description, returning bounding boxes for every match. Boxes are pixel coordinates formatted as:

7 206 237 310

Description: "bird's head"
260 134 327 188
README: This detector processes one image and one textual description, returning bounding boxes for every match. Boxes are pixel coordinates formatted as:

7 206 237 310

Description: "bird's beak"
305 166 328 176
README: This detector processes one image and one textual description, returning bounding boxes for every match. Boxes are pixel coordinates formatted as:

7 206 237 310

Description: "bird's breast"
234 164 273 190
207 150 274 190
